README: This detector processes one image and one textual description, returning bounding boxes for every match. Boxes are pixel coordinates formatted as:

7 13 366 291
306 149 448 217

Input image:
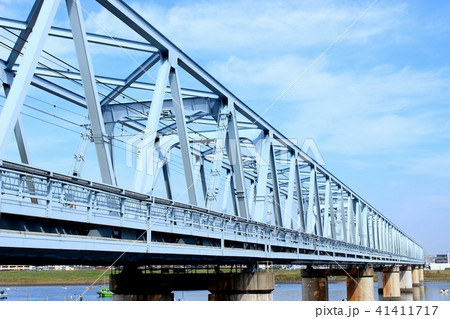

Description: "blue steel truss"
0 0 423 266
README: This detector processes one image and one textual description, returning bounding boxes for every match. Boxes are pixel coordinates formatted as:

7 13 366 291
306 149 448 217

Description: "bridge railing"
0 160 424 264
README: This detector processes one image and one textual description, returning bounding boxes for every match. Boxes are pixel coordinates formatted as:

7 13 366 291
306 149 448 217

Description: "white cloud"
404 152 450 178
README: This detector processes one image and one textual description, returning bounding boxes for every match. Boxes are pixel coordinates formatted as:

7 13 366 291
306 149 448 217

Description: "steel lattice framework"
0 0 423 265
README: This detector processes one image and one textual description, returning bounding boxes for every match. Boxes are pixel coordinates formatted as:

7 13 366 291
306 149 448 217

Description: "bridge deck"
0 160 422 266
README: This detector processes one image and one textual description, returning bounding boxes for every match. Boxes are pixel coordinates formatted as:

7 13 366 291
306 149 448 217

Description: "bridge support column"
382 266 401 301
412 265 420 287
377 272 383 293
419 265 424 285
208 272 275 301
399 266 413 293
301 268 328 301
412 286 425 301
110 267 174 301
346 267 374 301
110 266 274 301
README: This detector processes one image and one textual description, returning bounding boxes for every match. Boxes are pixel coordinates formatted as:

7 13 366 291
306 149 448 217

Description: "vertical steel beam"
347 196 355 244
325 178 335 239
162 163 172 200
374 213 379 250
193 143 206 206
366 208 373 248
229 174 239 217
226 102 248 219
307 167 322 235
13 117 30 164
314 168 323 237
361 205 368 247
294 158 306 232
306 168 316 234
168 66 197 206
0 0 60 157
269 143 282 227
339 189 347 242
199 159 207 204
247 180 256 220
355 200 361 245
205 104 229 210
283 152 296 229
253 132 271 222
221 170 231 213
66 0 117 185
134 58 170 192
379 218 384 251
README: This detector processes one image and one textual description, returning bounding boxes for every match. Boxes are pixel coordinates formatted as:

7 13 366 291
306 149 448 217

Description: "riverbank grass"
1 269 449 286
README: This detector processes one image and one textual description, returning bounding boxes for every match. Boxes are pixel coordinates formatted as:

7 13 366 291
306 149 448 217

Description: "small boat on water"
440 289 448 294
96 287 114 298
0 290 8 300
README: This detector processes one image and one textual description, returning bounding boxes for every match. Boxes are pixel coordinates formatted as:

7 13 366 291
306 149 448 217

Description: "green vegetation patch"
0 270 109 286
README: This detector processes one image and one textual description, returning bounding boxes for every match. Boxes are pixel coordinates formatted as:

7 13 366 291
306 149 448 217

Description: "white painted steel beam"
269 142 282 227
226 104 248 219
0 17 158 53
253 132 271 222
134 58 170 193
294 158 306 232
66 0 117 186
361 205 369 247
0 0 60 158
205 104 229 210
306 168 318 234
100 53 160 107
355 200 361 245
168 66 198 206
325 179 335 239
348 196 355 244
5 1 44 70
283 152 296 229
314 168 323 237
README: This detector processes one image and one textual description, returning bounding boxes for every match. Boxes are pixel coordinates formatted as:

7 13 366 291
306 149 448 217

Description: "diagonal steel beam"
66 0 117 186
169 66 197 206
5 0 44 71
0 0 60 158
0 17 158 53
100 53 160 107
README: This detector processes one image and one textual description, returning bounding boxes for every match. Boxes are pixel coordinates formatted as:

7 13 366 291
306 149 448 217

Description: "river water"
1 281 449 301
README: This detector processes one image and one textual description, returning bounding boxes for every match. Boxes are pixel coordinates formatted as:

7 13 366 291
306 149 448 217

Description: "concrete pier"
208 272 274 301
399 266 413 293
412 265 420 287
346 267 374 301
412 286 425 301
419 265 424 285
110 266 275 301
301 268 328 301
382 266 401 301
377 272 384 293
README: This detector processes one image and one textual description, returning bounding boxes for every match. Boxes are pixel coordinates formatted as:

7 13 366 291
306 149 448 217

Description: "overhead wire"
2 25 215 152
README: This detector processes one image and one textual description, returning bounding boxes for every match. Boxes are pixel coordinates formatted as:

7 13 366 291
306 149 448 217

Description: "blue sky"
1 0 449 256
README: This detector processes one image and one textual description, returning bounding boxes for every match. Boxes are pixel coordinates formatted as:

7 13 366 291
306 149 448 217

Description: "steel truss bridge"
0 0 423 267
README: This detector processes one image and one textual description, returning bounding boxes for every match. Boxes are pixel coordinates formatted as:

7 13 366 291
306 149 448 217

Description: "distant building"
0 265 36 271
435 252 450 263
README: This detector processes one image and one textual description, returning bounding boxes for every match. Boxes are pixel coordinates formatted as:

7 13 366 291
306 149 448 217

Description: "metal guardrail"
0 160 424 265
